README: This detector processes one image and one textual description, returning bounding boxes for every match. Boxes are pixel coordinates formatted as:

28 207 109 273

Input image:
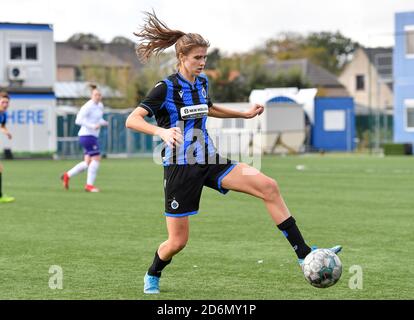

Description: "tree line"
65 31 359 106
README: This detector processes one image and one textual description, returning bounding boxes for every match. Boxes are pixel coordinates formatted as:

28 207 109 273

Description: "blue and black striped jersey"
0 111 7 126
140 72 217 166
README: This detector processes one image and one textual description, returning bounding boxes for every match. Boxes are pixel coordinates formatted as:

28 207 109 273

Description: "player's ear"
178 52 185 64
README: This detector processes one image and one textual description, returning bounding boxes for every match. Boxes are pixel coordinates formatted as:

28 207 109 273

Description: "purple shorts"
79 135 100 156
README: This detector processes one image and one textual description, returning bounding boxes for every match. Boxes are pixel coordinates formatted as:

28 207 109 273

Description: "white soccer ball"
302 249 342 288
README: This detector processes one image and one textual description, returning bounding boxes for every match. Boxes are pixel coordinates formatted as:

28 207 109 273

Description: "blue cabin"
312 97 355 151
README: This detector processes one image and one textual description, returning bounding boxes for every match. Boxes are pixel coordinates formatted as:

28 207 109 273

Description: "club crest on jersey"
202 87 207 98
171 199 179 210
180 104 209 120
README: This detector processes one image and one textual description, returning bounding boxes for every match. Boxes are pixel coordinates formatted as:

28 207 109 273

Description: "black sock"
277 216 311 259
0 173 2 198
147 251 172 278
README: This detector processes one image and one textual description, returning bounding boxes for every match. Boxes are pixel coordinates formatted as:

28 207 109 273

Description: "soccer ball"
302 249 342 288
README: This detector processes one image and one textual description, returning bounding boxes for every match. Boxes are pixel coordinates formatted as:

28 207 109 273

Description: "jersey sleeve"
140 81 167 117
98 102 107 125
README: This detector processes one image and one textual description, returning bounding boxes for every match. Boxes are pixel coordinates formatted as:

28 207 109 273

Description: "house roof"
362 47 393 81
56 42 130 68
362 47 393 64
102 43 144 72
265 59 345 88
54 81 123 99
0 22 53 31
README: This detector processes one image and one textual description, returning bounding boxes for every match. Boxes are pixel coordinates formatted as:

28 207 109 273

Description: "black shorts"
163 157 237 217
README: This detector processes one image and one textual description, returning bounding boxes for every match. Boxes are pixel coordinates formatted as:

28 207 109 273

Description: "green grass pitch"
0 154 413 299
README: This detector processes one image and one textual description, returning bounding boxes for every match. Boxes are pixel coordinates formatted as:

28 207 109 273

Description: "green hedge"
1 150 54 160
382 143 413 155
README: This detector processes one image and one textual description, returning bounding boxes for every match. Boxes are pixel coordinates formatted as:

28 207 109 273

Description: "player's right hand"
157 127 183 148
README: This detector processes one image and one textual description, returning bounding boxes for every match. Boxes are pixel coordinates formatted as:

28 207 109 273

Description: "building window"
356 75 365 91
10 43 23 60
75 67 84 81
9 42 38 61
405 25 414 57
405 100 414 131
25 43 38 60
324 110 346 131
235 118 244 129
222 119 232 129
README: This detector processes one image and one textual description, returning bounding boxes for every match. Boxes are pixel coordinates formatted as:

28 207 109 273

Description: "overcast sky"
1 0 414 54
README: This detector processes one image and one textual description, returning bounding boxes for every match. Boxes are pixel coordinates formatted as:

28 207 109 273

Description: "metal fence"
57 109 394 158
57 111 156 158
355 112 393 151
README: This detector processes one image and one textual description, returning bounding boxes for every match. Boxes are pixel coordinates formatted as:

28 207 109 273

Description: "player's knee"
169 239 187 253
262 178 280 200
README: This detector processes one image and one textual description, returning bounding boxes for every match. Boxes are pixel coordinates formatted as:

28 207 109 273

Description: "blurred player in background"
0 91 15 203
61 85 108 192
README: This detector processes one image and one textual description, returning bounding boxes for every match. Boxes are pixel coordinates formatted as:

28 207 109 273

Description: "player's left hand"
6 132 12 139
243 104 264 119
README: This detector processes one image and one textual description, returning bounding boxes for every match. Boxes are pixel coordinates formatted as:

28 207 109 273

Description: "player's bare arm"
208 103 264 119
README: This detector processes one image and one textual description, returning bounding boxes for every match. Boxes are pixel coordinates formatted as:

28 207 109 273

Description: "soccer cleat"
0 195 15 203
61 172 70 190
85 184 100 193
329 245 342 255
298 245 342 269
144 272 160 294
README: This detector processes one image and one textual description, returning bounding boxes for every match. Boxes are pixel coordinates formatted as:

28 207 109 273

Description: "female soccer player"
61 86 108 192
126 11 341 294
0 92 15 203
